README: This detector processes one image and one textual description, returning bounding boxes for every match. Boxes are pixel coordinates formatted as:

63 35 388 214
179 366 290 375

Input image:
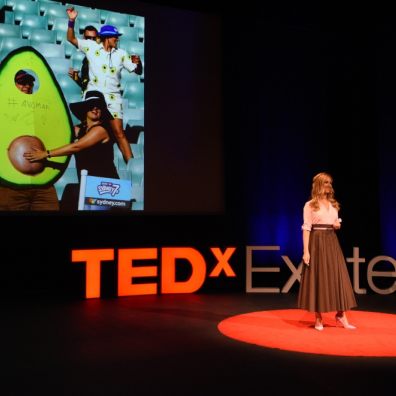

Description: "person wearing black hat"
66 7 143 165
14 69 35 94
23 90 119 183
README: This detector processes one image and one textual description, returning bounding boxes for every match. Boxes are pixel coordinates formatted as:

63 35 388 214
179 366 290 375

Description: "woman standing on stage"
298 172 357 331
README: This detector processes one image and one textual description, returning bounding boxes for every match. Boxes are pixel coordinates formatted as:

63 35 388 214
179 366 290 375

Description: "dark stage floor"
2 293 396 395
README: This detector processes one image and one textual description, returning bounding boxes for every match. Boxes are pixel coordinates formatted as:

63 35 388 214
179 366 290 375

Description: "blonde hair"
309 172 340 211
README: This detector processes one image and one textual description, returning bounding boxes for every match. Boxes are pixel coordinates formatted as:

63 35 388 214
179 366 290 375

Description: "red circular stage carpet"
218 309 396 357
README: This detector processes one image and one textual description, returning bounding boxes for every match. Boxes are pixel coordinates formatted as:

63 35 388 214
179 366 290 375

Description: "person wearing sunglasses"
66 7 143 165
24 90 118 182
68 25 98 92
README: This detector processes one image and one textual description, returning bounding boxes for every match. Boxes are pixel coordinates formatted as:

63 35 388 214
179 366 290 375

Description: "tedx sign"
71 246 396 298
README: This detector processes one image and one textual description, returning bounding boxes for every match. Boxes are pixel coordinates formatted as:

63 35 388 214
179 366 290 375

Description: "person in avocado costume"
0 70 59 211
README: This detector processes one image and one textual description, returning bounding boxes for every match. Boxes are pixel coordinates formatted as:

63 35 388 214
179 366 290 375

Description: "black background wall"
2 2 395 298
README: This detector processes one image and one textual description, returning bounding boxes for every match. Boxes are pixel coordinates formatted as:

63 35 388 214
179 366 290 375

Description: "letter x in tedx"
208 247 236 277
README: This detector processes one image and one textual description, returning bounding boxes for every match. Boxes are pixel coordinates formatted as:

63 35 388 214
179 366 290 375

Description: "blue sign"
78 171 132 211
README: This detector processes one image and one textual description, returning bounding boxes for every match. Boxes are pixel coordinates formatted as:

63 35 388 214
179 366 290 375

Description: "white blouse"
302 200 339 231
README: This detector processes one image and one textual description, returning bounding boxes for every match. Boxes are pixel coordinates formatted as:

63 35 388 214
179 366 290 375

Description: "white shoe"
314 321 324 331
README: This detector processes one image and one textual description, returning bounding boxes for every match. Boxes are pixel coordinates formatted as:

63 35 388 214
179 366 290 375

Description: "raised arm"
66 7 78 47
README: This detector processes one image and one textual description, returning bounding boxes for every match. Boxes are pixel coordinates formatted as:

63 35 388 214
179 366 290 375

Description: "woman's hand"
333 218 342 230
303 252 310 266
24 147 47 162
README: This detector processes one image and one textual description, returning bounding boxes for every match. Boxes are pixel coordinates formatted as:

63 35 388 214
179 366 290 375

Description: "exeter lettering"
246 245 396 295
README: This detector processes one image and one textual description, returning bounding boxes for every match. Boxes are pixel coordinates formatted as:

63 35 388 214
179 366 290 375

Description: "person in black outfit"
23 91 119 206
24 90 117 178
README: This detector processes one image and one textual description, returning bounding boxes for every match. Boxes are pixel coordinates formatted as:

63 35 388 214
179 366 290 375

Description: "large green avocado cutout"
0 46 73 187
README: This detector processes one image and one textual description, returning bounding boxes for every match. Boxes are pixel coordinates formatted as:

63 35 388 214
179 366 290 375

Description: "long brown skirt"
297 227 357 313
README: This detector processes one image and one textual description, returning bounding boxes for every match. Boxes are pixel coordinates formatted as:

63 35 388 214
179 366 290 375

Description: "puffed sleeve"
301 202 312 231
